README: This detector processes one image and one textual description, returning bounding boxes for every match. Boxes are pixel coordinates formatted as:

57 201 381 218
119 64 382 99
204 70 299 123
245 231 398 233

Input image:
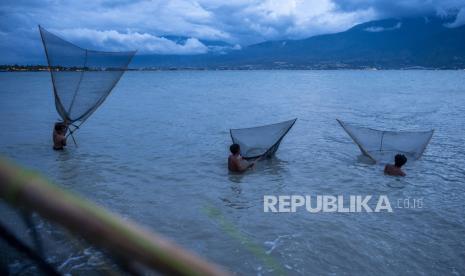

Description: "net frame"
230 118 297 160
38 25 136 136
337 119 434 163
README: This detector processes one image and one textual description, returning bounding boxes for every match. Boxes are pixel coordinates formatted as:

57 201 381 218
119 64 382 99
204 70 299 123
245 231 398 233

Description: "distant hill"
133 16 465 69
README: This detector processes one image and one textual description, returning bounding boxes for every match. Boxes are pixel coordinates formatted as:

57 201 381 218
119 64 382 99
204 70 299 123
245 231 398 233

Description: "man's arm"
233 158 254 172
61 135 67 146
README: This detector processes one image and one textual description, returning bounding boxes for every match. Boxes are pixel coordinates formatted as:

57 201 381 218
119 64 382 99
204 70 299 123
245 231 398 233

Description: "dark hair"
230 143 240 155
54 122 65 132
394 154 407 167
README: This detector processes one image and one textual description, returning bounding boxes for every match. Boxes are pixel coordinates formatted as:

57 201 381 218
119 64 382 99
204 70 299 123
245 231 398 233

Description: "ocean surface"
0 70 464 275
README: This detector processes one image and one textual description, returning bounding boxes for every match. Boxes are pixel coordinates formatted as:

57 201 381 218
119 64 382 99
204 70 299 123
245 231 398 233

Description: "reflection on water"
385 178 408 189
260 157 289 175
228 172 245 184
1 71 465 275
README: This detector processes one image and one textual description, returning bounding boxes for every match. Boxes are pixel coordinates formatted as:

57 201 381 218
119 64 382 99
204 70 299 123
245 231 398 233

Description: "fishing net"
230 119 297 159
38 26 135 128
337 119 434 163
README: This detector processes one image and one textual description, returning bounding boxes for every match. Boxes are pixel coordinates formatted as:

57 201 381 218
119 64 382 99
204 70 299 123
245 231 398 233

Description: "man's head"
394 154 407 168
54 122 66 133
230 143 240 155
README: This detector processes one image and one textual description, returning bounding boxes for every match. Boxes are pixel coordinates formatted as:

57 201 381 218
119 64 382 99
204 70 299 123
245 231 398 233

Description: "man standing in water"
384 154 407 177
53 122 67 150
228 143 255 173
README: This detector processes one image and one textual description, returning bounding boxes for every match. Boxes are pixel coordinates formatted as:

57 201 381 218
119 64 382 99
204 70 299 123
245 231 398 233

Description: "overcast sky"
1 0 465 63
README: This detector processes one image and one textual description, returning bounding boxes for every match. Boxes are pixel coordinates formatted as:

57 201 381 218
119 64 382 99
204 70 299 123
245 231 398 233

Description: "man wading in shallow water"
228 143 255 173
384 154 407 177
53 122 67 150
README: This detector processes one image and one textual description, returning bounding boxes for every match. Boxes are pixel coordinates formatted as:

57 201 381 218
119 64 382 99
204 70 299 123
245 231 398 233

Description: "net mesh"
337 119 434 163
39 26 135 124
230 119 296 159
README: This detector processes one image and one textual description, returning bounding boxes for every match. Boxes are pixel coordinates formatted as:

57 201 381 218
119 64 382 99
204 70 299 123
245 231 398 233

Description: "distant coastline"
0 65 140 72
2 64 465 71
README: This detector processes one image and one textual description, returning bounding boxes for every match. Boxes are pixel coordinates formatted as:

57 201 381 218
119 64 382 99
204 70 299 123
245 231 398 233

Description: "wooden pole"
0 158 229 276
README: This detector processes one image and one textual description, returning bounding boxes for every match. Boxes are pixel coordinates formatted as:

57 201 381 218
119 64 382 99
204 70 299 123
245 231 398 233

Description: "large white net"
337 119 434 163
39 26 135 126
230 119 297 159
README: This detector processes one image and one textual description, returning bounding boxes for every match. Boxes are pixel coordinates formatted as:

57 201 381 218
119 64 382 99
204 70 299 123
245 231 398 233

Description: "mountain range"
134 16 465 69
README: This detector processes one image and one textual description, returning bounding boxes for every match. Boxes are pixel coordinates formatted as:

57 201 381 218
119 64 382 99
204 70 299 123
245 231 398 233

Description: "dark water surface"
0 71 464 275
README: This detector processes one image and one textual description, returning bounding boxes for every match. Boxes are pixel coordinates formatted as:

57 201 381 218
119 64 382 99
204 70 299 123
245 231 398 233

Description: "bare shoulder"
384 164 405 177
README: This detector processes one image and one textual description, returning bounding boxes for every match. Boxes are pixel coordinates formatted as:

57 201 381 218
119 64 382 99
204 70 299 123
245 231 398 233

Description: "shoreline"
2 67 465 72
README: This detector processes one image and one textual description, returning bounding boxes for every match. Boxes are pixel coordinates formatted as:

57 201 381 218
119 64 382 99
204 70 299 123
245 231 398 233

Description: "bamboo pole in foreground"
0 158 229 276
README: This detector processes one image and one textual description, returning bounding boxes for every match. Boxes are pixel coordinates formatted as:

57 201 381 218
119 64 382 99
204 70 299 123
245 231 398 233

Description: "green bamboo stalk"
0 158 229 276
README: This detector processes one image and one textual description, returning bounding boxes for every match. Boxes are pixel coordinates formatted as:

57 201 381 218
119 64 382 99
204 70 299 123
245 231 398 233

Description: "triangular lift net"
337 119 434 163
39 26 135 140
230 118 297 159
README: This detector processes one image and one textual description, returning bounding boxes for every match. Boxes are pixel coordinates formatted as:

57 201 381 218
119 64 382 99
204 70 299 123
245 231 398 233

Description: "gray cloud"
1 0 465 63
55 28 209 54
446 7 465 27
364 22 402 32
333 0 465 18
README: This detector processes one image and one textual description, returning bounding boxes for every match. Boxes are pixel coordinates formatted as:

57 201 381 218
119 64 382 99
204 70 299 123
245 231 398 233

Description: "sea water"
0 70 464 275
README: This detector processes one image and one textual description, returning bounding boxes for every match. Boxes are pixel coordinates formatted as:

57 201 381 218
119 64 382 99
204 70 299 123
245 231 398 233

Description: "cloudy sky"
1 0 465 63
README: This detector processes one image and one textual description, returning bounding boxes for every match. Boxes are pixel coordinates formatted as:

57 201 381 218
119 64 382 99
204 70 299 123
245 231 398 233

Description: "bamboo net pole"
0 158 229 276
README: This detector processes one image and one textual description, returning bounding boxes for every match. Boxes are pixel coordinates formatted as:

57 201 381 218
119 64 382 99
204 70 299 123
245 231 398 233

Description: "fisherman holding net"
384 154 407 177
39 26 135 150
228 144 256 173
52 122 67 150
